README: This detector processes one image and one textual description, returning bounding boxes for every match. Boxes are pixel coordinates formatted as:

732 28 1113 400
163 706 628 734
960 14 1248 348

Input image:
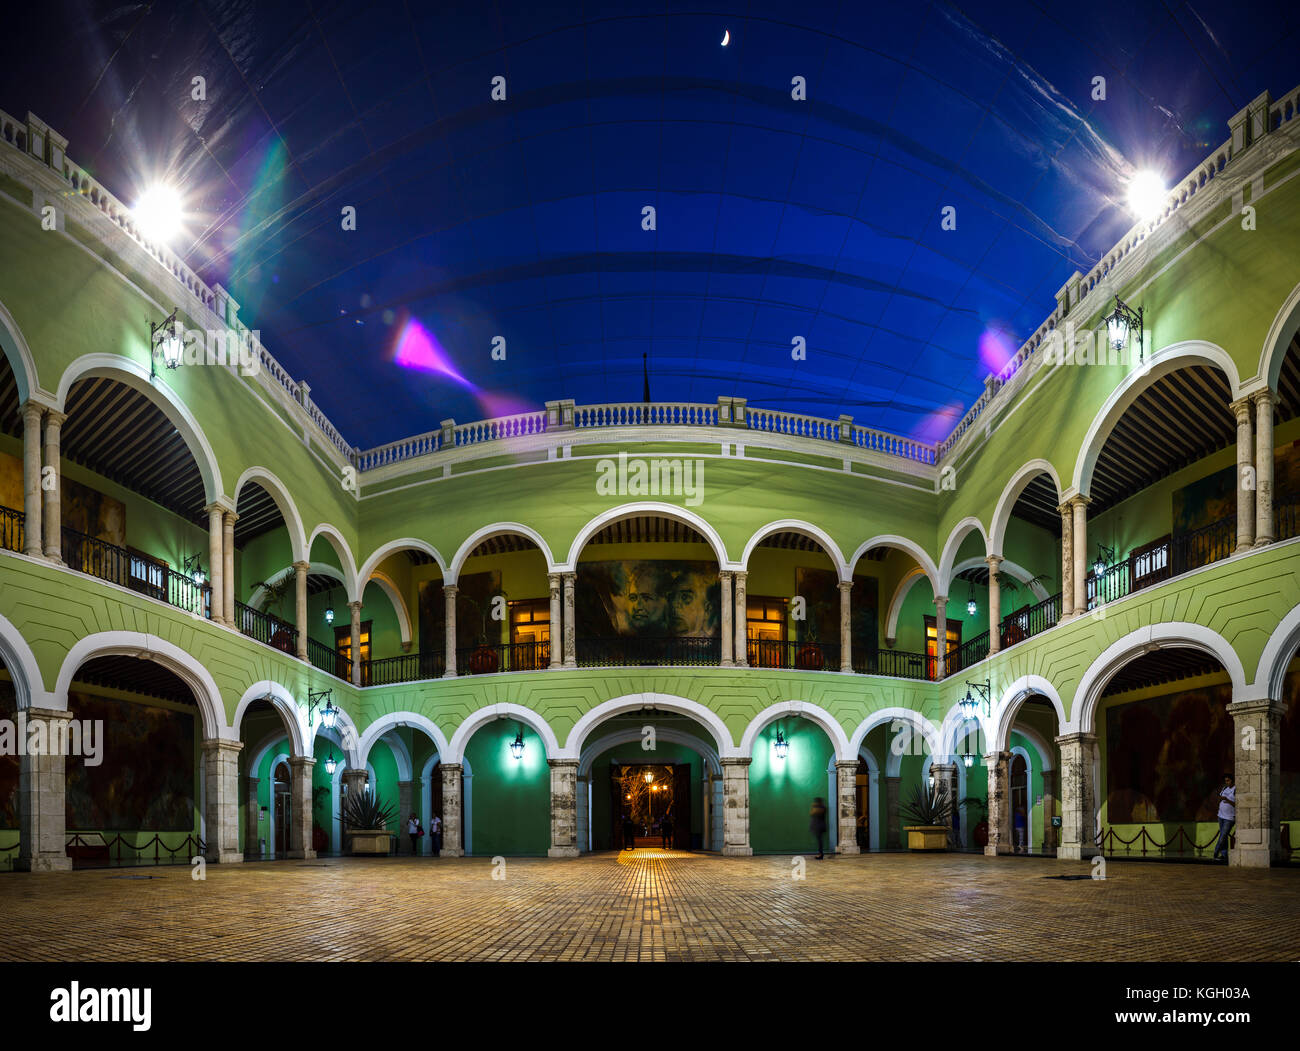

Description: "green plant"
901 782 952 826
1000 572 1052 596
252 575 293 619
340 791 397 831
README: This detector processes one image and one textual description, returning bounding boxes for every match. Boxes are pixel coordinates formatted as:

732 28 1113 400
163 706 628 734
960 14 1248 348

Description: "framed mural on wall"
576 560 719 638
417 570 503 653
1172 465 1234 536
63 692 194 831
0 451 126 547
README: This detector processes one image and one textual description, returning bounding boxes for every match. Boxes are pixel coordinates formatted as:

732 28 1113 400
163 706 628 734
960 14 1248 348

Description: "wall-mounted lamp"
510 728 525 760
1104 294 1144 360
959 680 991 721
961 751 975 769
149 308 183 380
182 553 205 587
1093 543 1116 580
308 689 337 730
643 770 654 784
773 729 789 760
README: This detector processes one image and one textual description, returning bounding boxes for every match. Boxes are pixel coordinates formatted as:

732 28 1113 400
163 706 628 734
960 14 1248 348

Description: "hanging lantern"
773 729 789 760
510 729 525 760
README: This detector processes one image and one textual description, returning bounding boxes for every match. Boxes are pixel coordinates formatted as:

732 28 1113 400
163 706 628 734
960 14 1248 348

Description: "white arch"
561 693 736 760
1069 623 1247 736
0 296 40 403
991 674 1067 754
739 701 852 761
1072 340 1241 496
578 726 723 777
54 355 224 504
884 566 928 642
1254 600 1300 700
849 534 941 593
846 707 941 776
230 680 307 757
306 523 361 601
938 517 993 595
368 571 413 649
357 711 451 769
1259 278 1300 391
373 730 413 781
449 522 557 583
561 503 730 570
446 702 560 765
989 459 1064 556
55 632 226 741
949 556 1050 603
740 520 850 580
0 610 47 709
233 467 308 563
250 561 345 611
355 537 446 598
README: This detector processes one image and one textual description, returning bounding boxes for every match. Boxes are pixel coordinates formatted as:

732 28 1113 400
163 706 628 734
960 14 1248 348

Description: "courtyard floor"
1 850 1296 962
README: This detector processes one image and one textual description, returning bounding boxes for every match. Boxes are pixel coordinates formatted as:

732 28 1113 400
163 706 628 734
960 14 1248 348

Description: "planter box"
904 825 949 851
347 830 393 855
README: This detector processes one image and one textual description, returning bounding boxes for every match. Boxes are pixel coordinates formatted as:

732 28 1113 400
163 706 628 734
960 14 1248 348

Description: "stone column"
575 774 589 852
442 584 458 677
40 410 65 564
562 572 576 668
1231 397 1256 552
441 763 464 856
341 767 368 798
547 573 562 669
931 761 957 847
244 776 261 857
201 738 244 863
983 750 1010 855
719 570 734 666
1056 732 1099 859
1041 767 1055 854
398 779 414 852
547 759 580 857
1253 390 1275 546
293 560 310 661
933 594 948 678
286 756 317 860
702 773 713 849
20 402 44 557
222 510 237 627
349 600 363 686
835 760 860 854
985 555 1002 654
1227 697 1286 867
206 505 225 624
885 775 901 848
1059 502 1075 619
1070 497 1089 615
732 571 748 667
720 758 752 856
839 580 853 672
16 708 73 871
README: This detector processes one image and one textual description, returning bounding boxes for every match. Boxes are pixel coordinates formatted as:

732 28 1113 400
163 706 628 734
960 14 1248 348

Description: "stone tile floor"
1 850 1296 962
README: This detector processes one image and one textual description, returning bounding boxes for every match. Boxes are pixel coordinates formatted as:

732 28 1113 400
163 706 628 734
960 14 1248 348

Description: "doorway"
1010 753 1028 854
273 761 292 856
610 763 691 849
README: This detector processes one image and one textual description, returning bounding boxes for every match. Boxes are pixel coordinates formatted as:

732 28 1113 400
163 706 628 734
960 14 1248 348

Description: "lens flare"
978 328 1015 375
133 184 183 243
392 318 469 385
1126 170 1167 221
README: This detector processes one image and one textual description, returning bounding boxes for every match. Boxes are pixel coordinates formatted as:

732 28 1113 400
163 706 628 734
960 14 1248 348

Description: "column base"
1229 845 1273 868
1252 536 1274 548
563 661 576 669
441 671 457 679
548 662 561 670
206 851 244 864
721 845 752 856
547 846 580 858
43 554 64 567
1235 541 1255 554
837 843 861 855
15 855 73 872
286 849 317 860
1056 845 1099 860
443 847 465 857
23 546 43 559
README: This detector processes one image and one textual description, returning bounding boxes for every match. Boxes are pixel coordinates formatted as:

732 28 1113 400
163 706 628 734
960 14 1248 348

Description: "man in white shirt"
1213 774 1235 862
430 814 442 857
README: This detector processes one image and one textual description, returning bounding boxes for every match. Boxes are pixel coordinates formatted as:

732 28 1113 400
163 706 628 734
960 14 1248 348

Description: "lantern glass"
962 753 974 768
160 325 183 368
967 597 977 616
324 753 337 775
321 701 338 730
1093 557 1106 579
1107 312 1127 351
324 606 335 625
774 732 789 760
191 567 204 586
510 732 524 760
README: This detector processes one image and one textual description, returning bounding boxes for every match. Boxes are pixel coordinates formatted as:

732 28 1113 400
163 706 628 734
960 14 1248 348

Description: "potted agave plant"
340 790 398 855
901 782 953 851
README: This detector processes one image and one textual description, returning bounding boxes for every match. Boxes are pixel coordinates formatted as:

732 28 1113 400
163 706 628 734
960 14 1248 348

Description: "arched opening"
860 542 943 680
0 650 21 869
357 541 447 684
747 714 839 854
987 465 1064 648
230 476 307 658
459 716 550 856
1268 331 1300 542
236 695 313 860
57 655 205 869
742 528 843 671
453 529 553 673
577 710 724 853
359 721 444 856
573 513 723 667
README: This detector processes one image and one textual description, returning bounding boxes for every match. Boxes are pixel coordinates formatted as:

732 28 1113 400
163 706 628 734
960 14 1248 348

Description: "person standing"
660 812 674 849
1013 809 1027 854
622 812 636 850
407 813 420 855
1213 774 1235 862
810 797 828 859
430 813 442 857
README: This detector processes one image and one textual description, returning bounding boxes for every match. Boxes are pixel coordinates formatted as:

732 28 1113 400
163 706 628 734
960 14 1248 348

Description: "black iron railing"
232 600 298 654
457 639 551 675
0 504 23 553
853 648 933 680
60 525 211 618
576 635 721 668
748 638 842 671
948 631 989 675
307 636 352 681
1170 513 1238 575
367 650 445 685
1274 492 1299 542
999 591 1062 648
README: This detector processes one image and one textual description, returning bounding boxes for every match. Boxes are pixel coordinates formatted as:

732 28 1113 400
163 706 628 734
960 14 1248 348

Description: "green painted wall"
463 724 549 855
749 720 836 854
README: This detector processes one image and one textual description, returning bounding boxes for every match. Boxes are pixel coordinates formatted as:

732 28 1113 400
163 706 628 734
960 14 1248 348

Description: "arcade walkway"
1 851 1295 962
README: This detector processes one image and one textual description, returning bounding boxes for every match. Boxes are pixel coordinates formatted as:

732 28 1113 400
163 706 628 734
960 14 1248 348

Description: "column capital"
547 758 581 770
1226 697 1287 718
20 400 45 423
205 498 237 515
348 599 363 613
720 568 734 580
834 758 861 770
24 706 73 723
1067 494 1091 510
720 757 752 768
443 583 459 596
1249 387 1276 408
933 594 948 607
287 755 316 770
547 572 561 589
733 569 747 581
201 738 244 756
292 560 310 572
984 553 1003 568
837 579 853 593
981 750 1011 764
1054 731 1097 747
439 762 463 774
1229 395 1254 418
222 509 240 525
43 409 67 428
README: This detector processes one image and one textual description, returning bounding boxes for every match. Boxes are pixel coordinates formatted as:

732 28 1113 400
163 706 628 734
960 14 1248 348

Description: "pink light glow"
392 318 469 386
978 327 1015 375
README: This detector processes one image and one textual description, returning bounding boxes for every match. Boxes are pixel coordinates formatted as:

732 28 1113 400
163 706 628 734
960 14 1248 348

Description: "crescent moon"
721 29 730 46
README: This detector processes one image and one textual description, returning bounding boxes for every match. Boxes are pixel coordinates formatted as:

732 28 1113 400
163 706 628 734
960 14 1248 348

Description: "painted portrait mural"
418 570 503 652
576 560 719 662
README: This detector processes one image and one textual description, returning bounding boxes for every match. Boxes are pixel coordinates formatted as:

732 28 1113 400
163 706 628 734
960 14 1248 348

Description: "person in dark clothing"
810 797 828 859
660 813 674 849
622 813 636 850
